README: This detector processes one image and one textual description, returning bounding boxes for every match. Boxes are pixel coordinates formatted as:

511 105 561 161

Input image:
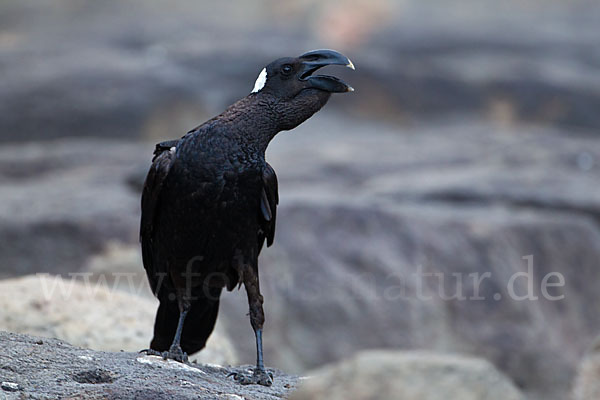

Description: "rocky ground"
1 329 598 399
1 331 534 400
0 331 297 400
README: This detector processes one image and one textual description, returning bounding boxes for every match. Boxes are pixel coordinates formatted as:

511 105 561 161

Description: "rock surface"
290 350 525 400
0 140 148 279
0 331 297 400
0 275 237 366
571 336 600 400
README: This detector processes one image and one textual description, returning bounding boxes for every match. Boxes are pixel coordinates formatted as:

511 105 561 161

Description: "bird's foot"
139 346 188 363
228 367 273 386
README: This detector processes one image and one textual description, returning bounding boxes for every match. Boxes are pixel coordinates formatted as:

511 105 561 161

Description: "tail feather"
150 287 222 355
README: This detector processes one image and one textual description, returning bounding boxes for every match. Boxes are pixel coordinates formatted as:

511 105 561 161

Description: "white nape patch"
251 68 267 93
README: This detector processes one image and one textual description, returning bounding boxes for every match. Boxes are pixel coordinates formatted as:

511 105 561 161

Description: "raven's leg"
229 268 273 386
140 292 190 363
165 299 190 362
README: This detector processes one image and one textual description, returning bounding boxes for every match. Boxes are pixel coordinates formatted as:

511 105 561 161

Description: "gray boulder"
0 139 148 279
0 274 237 366
290 350 525 400
572 336 600 400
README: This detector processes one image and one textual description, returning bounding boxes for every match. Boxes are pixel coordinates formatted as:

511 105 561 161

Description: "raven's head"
250 49 354 130
251 49 354 96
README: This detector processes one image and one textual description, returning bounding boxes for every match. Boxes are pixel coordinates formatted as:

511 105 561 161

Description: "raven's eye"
281 64 293 75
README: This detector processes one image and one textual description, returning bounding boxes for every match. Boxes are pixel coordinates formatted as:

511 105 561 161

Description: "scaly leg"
141 292 190 363
229 267 273 386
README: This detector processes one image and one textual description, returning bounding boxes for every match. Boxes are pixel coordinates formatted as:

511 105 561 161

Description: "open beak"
298 49 355 93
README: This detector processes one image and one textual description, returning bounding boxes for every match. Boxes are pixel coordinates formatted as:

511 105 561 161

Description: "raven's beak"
298 49 355 93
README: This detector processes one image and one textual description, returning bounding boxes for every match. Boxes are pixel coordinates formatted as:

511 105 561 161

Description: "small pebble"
1 382 21 392
35 340 43 345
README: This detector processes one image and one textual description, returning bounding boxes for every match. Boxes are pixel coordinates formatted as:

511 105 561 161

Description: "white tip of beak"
347 86 355 92
346 60 355 70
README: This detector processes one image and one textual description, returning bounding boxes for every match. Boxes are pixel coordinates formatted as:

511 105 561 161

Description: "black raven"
140 49 354 386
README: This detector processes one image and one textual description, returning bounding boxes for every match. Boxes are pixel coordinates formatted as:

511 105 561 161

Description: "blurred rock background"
1 0 600 399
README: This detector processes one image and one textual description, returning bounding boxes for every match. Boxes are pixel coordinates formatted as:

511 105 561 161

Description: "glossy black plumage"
140 50 353 385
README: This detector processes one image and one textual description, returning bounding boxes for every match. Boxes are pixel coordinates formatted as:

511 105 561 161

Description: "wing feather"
140 143 176 294
259 163 279 250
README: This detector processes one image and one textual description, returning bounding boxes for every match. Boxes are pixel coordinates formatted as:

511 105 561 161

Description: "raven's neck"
207 95 279 155
204 90 331 155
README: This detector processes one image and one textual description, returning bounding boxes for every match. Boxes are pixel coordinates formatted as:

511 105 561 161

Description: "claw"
138 347 188 363
139 348 162 356
228 368 273 386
